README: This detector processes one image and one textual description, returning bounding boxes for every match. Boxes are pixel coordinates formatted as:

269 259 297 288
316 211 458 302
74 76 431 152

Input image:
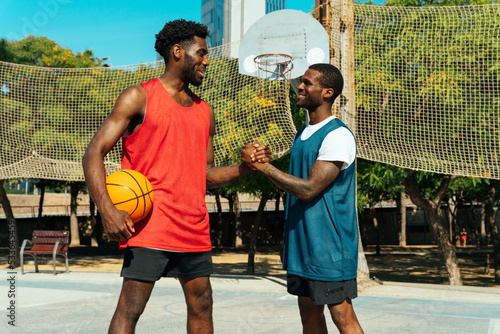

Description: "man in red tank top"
83 19 270 334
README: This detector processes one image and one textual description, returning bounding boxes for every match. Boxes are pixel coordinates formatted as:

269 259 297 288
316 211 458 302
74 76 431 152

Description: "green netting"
337 3 499 179
0 42 296 181
1 4 499 181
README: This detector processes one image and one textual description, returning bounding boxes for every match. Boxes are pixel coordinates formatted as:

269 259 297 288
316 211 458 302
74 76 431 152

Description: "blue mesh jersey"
283 118 358 282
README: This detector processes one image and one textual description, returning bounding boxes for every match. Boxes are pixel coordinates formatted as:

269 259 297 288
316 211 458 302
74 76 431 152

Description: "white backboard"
239 9 330 79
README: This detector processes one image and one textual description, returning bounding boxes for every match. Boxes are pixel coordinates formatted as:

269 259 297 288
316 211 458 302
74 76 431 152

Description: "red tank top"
118 78 211 252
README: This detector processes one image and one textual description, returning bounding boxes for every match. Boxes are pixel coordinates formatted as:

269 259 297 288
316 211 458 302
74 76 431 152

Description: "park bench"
20 230 70 275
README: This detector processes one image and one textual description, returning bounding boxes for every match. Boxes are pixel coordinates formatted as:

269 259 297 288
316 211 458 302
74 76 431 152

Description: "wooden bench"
20 230 70 275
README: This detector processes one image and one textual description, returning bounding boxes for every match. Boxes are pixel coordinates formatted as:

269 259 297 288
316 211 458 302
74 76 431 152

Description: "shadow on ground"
365 252 498 287
2 245 498 287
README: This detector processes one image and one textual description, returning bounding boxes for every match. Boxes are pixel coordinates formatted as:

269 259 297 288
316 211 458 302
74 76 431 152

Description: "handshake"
241 141 271 170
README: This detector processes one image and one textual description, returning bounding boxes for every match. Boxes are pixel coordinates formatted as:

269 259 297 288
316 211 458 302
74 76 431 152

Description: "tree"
240 87 305 274
192 57 296 249
239 155 290 275
1 35 107 68
0 36 107 262
34 179 69 228
487 180 500 283
217 187 244 247
449 177 500 282
357 160 407 253
0 180 19 267
405 171 463 284
207 188 225 248
66 181 86 247
354 0 500 285
449 177 487 245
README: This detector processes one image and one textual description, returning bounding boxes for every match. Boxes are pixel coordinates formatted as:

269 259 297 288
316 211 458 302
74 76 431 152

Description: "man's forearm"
206 163 252 189
253 159 341 202
82 153 114 214
256 163 313 201
82 153 135 240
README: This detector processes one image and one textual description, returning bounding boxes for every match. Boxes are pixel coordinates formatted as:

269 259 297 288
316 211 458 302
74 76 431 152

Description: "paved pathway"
1 269 500 333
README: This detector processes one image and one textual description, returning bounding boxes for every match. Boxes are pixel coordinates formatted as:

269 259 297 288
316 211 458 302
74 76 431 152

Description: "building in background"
202 0 286 48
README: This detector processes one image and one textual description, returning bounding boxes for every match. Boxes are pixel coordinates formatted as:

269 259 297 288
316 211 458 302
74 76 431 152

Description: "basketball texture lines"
105 170 154 223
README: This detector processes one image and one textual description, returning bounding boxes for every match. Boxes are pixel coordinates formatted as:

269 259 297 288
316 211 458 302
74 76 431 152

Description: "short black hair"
155 19 210 64
308 63 344 102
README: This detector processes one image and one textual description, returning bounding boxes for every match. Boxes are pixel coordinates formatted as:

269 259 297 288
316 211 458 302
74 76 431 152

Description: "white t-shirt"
300 116 356 171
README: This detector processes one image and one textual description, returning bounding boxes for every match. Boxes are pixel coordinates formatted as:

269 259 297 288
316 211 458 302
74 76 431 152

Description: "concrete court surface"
1 269 500 334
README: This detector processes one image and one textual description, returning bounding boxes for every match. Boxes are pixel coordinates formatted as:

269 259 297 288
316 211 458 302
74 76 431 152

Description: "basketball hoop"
254 54 293 81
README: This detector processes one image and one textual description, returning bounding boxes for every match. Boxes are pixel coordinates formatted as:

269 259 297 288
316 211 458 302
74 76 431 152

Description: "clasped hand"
242 141 272 170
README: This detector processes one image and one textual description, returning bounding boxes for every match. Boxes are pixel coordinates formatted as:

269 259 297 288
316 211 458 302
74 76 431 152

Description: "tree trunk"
38 180 46 220
450 197 462 247
271 189 282 245
247 194 269 275
397 192 407 247
494 241 500 284
466 205 479 246
484 182 499 283
405 171 462 285
96 211 104 246
428 209 463 285
370 203 381 256
480 203 487 247
214 190 223 248
357 224 370 281
69 183 80 247
90 198 99 247
0 180 20 268
224 192 235 246
448 198 453 238
275 189 281 224
233 192 243 247
35 179 47 230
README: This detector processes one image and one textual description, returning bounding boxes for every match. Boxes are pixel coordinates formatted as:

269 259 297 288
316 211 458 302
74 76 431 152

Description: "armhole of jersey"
123 83 148 138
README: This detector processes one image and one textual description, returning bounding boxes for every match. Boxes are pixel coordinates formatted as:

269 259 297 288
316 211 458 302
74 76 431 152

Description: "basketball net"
254 53 293 101
254 54 293 81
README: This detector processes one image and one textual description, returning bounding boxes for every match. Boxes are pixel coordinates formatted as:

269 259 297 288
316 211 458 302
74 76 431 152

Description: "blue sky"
0 0 379 66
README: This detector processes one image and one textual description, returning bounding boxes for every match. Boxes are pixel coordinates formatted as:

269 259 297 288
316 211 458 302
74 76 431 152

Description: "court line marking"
488 319 500 334
356 306 499 322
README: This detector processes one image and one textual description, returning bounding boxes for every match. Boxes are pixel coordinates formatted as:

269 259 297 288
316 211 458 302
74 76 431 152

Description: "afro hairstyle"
155 19 210 64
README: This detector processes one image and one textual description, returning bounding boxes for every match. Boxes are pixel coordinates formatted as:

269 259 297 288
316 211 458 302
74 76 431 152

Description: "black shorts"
121 247 213 281
287 274 358 305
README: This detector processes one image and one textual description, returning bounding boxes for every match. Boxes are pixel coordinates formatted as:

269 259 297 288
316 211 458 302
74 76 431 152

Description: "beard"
183 57 204 87
189 71 203 87
296 94 322 111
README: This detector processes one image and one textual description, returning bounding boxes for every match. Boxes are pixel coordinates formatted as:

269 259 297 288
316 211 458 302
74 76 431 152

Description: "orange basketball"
105 170 154 223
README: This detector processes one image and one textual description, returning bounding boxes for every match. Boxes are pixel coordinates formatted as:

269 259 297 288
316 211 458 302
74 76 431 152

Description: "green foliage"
218 84 304 199
1 35 297 185
0 39 14 61
449 176 500 205
355 4 500 179
192 57 296 168
0 37 167 177
0 35 107 67
289 86 306 130
0 37 113 171
356 159 407 210
355 3 500 214
411 170 447 197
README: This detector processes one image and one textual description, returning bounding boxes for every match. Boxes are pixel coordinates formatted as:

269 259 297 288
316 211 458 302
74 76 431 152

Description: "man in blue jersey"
242 63 363 334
